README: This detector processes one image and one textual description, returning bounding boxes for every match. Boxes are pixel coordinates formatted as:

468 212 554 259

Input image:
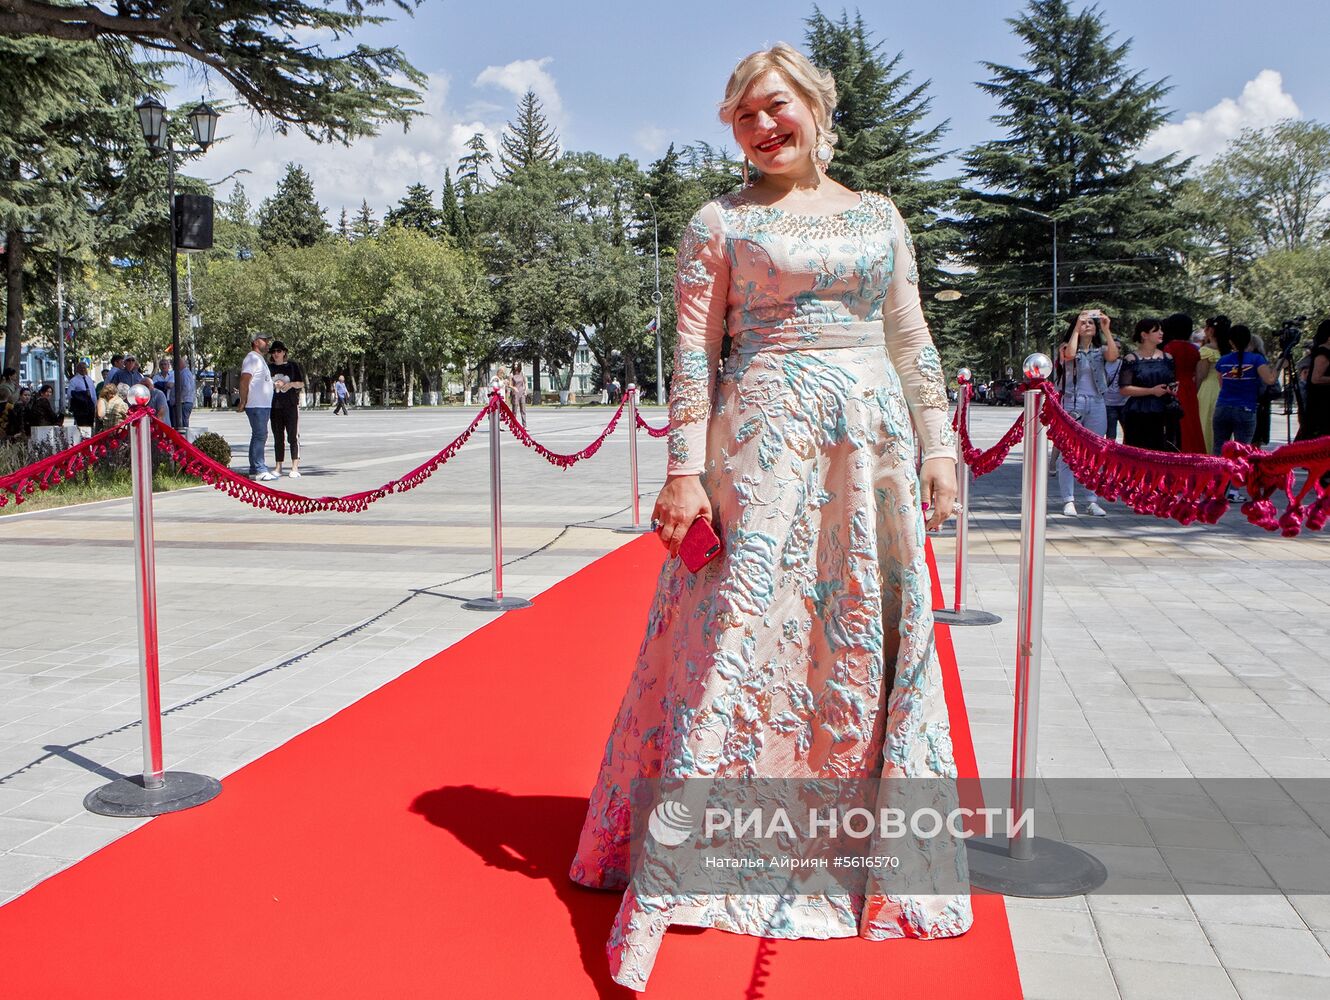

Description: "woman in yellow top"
1195 315 1230 453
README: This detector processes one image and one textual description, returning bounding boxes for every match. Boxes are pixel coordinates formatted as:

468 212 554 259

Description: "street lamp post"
644 193 664 406
1013 205 1058 337
135 97 220 428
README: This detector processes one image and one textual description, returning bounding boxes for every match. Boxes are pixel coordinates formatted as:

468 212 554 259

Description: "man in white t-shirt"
237 334 277 479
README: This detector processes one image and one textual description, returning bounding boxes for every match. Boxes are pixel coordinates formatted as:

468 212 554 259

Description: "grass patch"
1 466 203 515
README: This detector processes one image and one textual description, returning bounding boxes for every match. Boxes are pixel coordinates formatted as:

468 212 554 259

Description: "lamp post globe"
135 97 166 146
1023 353 1054 382
188 100 220 150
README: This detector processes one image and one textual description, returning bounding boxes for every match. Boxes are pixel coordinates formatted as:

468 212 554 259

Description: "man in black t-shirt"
268 340 305 477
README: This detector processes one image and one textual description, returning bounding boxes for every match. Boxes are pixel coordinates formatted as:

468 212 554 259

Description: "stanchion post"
85 393 222 817
616 384 652 535
936 368 1001 627
964 355 1106 897
463 382 533 612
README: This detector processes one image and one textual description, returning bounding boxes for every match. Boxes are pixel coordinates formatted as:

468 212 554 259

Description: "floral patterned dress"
568 190 971 991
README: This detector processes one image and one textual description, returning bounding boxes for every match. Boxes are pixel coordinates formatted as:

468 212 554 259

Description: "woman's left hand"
921 457 958 531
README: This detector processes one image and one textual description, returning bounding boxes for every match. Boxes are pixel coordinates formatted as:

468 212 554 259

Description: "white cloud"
1141 69 1301 164
474 57 565 122
634 125 668 157
194 72 508 218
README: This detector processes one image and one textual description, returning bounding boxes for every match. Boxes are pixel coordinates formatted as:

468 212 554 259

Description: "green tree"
457 132 494 198
497 90 561 177
1209 119 1330 253
0 35 167 371
384 182 441 236
0 0 426 142
440 168 469 244
804 7 959 286
214 182 258 260
953 0 1192 373
257 163 328 248
336 207 351 241
1218 246 1330 335
351 199 379 241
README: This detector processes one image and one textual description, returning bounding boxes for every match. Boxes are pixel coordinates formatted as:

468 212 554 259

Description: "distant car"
986 379 1022 406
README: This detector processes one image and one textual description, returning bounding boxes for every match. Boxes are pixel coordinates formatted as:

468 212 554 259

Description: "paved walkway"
2 400 1328 999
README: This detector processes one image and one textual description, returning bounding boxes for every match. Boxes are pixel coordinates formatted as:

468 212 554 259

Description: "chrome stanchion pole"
616 384 652 535
85 393 221 817
966 355 1106 897
936 369 1000 627
464 382 532 612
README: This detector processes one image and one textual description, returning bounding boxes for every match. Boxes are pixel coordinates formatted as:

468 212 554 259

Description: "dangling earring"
814 136 833 173
741 157 751 187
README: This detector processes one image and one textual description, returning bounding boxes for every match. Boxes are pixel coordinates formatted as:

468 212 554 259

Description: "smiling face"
732 70 820 179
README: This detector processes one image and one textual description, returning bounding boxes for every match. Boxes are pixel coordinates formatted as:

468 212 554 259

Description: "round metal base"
934 608 1003 627
613 524 655 534
461 596 534 612
966 834 1108 897
84 771 222 818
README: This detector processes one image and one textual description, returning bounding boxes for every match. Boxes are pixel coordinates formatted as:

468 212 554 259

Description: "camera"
1279 316 1306 357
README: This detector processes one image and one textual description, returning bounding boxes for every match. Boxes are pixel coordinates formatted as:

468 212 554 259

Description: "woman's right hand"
652 474 713 557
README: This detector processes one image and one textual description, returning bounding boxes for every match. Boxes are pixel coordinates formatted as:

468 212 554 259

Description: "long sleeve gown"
568 190 973 991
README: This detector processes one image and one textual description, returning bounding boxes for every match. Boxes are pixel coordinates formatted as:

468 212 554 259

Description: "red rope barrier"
956 385 1025 478
0 411 139 508
1038 383 1241 525
148 400 496 514
493 391 627 467
636 411 669 438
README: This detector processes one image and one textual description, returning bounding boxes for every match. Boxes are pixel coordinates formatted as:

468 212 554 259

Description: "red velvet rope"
1224 437 1330 536
636 411 670 438
0 411 139 508
493 391 627 467
1038 383 1242 525
955 385 1026 478
147 400 496 514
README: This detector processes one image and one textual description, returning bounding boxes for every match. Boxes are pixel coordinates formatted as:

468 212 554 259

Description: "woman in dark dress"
1296 319 1330 441
1119 317 1180 451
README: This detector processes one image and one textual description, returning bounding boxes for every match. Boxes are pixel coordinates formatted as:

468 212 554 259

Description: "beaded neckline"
727 190 868 219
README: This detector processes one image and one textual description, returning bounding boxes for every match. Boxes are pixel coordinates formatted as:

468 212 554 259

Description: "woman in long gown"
568 43 971 991
1161 313 1204 452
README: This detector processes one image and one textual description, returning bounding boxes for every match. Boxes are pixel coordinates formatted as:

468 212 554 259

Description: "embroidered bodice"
666 189 954 474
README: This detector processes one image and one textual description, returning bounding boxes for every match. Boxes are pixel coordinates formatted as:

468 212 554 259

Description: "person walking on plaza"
1160 313 1205 453
332 375 350 415
568 43 968 992
1295 319 1330 441
509 362 528 425
1195 315 1230 454
1056 308 1119 516
170 359 196 429
1119 317 1180 451
267 340 304 477
237 334 277 480
67 361 97 434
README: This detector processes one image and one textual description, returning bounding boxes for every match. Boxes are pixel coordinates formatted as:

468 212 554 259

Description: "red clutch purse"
679 516 723 573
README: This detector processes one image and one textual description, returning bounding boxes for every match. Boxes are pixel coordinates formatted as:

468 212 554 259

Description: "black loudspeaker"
174 194 214 251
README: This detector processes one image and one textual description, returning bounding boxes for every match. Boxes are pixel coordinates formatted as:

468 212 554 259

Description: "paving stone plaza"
2 402 1328 998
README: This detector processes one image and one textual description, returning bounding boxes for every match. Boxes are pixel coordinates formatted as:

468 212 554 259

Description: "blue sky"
192 0 1330 216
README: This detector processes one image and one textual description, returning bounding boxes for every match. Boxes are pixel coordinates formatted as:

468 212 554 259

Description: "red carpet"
0 537 1021 999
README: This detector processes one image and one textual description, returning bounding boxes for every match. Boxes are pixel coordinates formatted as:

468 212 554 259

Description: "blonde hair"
719 43 839 159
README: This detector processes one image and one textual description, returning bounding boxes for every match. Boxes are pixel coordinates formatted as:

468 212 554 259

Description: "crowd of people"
1050 309 1330 510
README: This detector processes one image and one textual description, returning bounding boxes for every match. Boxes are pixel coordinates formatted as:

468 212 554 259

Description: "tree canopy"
0 0 426 142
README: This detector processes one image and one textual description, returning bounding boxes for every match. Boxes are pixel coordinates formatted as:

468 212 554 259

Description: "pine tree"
636 144 694 255
218 182 258 259
458 132 494 197
351 199 378 241
497 90 561 177
384 182 441 235
804 9 959 286
955 0 1191 369
439 168 469 244
337 207 351 240
257 162 329 248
